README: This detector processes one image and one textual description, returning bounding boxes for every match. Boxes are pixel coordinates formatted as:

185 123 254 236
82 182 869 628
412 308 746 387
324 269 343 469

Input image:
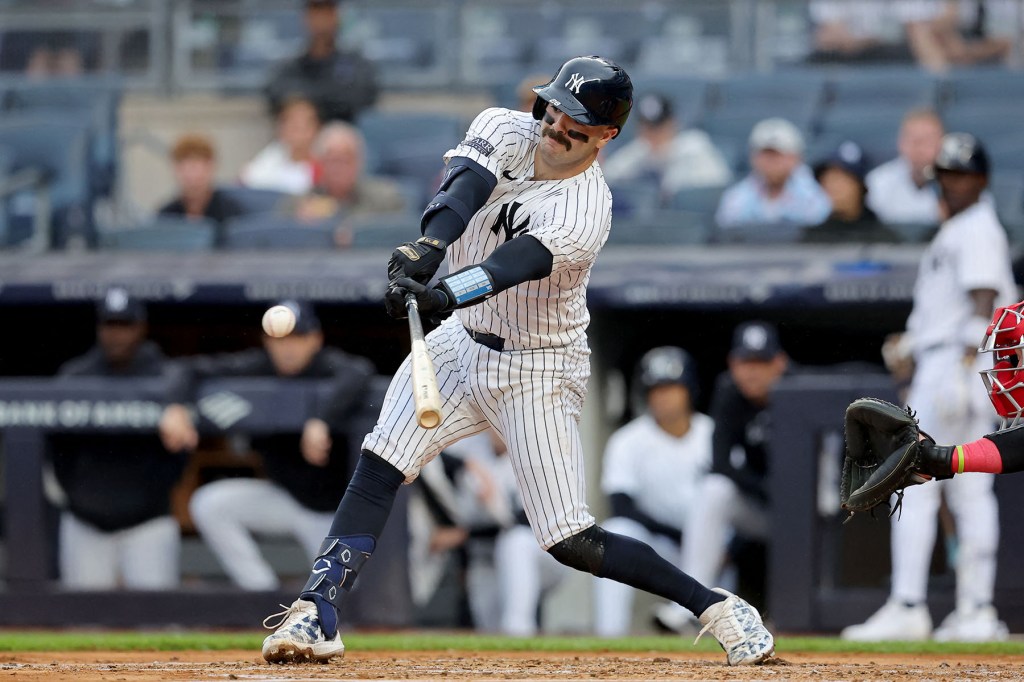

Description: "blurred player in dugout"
159 300 374 590
50 288 189 589
593 346 712 636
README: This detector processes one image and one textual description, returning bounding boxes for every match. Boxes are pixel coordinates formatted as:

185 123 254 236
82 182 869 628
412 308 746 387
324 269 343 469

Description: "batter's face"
98 321 146 367
729 354 787 405
536 103 617 179
647 384 691 423
264 331 323 376
937 170 987 217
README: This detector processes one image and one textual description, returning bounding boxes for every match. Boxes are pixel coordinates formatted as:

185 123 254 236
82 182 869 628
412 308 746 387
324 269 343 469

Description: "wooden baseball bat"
405 293 442 429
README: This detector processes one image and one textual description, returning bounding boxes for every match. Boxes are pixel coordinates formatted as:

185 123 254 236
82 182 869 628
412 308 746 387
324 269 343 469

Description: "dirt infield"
1 649 1022 681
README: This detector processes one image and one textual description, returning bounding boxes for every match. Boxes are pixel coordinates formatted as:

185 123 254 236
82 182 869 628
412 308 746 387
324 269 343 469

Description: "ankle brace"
300 535 375 638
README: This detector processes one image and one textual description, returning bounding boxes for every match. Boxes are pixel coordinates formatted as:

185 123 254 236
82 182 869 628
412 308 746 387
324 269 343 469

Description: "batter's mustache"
542 125 572 151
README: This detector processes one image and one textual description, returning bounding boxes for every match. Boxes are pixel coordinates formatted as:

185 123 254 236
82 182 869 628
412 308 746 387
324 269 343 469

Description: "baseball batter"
842 133 1015 642
261 56 774 666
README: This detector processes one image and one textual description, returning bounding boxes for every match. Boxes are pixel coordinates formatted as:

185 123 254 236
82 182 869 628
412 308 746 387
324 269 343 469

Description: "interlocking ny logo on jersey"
490 201 529 242
565 73 599 94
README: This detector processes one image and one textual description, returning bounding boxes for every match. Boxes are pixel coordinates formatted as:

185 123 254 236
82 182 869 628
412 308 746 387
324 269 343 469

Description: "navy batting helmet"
532 56 633 135
636 346 700 402
934 132 990 176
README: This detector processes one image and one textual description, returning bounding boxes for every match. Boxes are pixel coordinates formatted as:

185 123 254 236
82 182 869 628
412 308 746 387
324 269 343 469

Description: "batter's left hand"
385 277 452 319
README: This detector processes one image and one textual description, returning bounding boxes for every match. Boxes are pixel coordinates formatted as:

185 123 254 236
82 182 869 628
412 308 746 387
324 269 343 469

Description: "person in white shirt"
241 97 321 195
843 133 1014 643
715 118 831 229
593 347 713 636
866 109 944 226
601 92 732 198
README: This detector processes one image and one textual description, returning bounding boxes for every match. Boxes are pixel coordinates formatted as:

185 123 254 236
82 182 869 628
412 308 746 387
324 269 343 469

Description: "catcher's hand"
840 397 952 517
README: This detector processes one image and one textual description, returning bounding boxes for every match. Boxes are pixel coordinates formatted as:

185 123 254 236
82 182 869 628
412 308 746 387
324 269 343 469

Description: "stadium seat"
0 114 94 249
4 78 121 198
666 185 728 216
636 75 710 130
218 186 290 215
710 222 804 245
350 212 419 248
711 72 826 116
943 68 1024 106
99 217 217 252
606 180 662 217
607 210 709 246
356 111 463 183
826 70 938 110
222 213 338 250
940 103 1020 143
989 171 1024 236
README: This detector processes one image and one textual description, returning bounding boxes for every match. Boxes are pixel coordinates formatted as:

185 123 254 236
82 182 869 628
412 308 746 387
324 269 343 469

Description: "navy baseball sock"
600 531 726 617
299 451 405 637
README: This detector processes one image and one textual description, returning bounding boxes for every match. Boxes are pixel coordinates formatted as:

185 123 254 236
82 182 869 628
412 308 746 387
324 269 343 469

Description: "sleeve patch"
463 136 496 157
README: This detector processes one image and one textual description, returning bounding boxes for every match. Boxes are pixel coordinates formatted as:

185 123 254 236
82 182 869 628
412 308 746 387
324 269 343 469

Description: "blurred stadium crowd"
2 0 1024 641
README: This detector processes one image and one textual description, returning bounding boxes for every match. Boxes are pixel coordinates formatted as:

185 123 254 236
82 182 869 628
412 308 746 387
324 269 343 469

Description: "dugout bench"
0 375 413 628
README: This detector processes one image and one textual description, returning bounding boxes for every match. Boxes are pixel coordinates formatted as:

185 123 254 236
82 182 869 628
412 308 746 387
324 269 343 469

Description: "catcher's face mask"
979 301 1024 430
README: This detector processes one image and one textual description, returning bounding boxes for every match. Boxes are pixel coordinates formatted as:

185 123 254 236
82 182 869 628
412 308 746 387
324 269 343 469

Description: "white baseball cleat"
933 605 1009 642
261 599 345 664
696 588 775 666
840 600 932 642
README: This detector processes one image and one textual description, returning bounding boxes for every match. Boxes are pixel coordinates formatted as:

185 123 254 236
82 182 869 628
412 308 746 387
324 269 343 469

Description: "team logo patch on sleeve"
463 136 496 157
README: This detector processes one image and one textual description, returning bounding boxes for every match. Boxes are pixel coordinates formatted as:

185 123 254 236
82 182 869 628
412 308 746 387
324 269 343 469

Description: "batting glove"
387 236 447 285
384 277 452 320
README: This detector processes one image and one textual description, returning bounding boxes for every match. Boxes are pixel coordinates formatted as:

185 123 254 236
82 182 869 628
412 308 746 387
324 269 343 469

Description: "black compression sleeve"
481 235 553 291
422 157 496 244
609 493 683 543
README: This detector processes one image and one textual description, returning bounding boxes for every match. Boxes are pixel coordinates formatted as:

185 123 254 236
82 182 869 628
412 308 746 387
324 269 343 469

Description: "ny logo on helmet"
565 73 599 95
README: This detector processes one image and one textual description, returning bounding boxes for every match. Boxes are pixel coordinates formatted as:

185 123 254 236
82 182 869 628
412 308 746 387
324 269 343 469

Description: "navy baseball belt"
464 327 505 352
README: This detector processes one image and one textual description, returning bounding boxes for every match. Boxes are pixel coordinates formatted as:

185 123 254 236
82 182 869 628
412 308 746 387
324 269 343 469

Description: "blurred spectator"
714 119 831 229
516 72 551 112
159 134 245 225
264 0 378 123
0 30 97 75
160 300 374 590
291 122 406 222
680 322 787 608
51 288 186 590
866 109 944 225
801 141 901 243
593 347 712 637
601 93 732 197
807 1 945 69
915 1 1011 69
241 97 322 195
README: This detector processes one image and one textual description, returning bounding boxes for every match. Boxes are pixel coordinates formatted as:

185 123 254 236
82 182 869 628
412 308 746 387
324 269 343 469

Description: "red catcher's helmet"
979 301 1024 429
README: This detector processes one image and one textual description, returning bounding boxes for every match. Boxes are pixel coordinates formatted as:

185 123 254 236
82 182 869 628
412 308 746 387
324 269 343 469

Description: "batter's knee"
547 525 606 576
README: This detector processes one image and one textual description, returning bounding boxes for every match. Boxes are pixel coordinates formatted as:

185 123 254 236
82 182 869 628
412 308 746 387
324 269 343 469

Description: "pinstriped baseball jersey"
444 107 613 350
362 107 617 548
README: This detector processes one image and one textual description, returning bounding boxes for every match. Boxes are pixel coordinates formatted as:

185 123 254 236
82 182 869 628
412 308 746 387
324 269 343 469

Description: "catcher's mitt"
840 397 950 518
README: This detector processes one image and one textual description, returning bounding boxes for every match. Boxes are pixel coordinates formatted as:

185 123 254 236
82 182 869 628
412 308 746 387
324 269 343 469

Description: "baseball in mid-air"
262 305 296 338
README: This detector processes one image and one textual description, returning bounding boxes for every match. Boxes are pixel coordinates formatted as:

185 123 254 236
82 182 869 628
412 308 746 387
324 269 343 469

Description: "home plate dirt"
0 650 1020 681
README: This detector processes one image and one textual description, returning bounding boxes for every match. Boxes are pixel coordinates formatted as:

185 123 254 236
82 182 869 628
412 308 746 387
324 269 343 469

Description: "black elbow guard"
421 157 497 238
